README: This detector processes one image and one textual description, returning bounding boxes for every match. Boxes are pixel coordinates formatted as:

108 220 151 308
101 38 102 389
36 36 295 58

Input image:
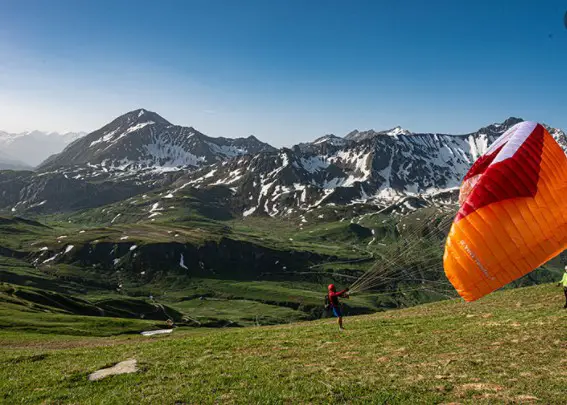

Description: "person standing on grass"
558 266 567 309
327 284 349 331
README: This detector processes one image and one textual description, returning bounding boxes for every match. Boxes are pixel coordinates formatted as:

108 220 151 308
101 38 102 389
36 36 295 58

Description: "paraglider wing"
444 121 567 302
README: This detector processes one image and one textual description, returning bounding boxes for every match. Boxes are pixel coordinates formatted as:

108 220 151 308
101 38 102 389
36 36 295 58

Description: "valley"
1 110 565 332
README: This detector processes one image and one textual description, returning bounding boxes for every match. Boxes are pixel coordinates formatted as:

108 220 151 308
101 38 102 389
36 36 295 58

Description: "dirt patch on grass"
0 335 148 351
453 382 509 400
516 395 539 402
459 383 504 392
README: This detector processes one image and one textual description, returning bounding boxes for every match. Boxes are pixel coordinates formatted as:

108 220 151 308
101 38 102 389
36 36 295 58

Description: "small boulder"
88 359 138 381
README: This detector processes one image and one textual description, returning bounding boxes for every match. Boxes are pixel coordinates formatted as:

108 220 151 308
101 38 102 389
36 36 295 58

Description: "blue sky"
1 0 566 145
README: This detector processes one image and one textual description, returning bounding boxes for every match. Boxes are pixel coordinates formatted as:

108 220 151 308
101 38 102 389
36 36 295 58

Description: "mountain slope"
0 171 148 214
38 109 276 173
547 125 567 151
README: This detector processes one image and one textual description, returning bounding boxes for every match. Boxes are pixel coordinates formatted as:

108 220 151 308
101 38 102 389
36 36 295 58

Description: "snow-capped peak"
344 126 412 142
36 110 276 173
383 126 412 136
312 134 348 146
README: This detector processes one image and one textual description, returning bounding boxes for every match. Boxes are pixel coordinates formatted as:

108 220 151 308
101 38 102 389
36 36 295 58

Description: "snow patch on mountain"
180 254 188 270
299 156 329 173
385 126 413 136
143 133 207 168
205 141 248 158
312 134 349 146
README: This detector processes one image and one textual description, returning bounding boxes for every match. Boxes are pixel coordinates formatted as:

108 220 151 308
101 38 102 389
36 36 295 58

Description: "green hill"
0 206 465 328
1 201 563 330
1 284 565 404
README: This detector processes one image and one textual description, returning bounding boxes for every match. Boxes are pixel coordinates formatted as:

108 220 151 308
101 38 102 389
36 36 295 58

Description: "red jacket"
328 289 348 307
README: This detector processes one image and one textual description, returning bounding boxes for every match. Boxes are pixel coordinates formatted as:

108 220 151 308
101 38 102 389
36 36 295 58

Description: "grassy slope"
0 209 372 326
1 284 565 404
0 205 460 327
2 201 563 328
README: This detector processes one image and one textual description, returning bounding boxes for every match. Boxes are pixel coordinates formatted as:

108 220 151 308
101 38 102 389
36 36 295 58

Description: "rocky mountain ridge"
178 117 567 217
1 111 565 217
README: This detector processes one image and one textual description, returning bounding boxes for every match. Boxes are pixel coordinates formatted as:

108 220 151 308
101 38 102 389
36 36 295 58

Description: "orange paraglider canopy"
444 121 567 302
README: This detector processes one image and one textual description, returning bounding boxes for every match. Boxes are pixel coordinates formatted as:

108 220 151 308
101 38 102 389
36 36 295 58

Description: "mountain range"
1 109 565 216
181 117 552 217
0 130 86 167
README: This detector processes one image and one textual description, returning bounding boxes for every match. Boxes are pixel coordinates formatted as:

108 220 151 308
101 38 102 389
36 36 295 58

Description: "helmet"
328 284 336 291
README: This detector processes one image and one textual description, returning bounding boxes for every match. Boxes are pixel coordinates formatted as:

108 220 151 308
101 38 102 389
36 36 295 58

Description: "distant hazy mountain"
0 130 86 167
0 149 32 170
